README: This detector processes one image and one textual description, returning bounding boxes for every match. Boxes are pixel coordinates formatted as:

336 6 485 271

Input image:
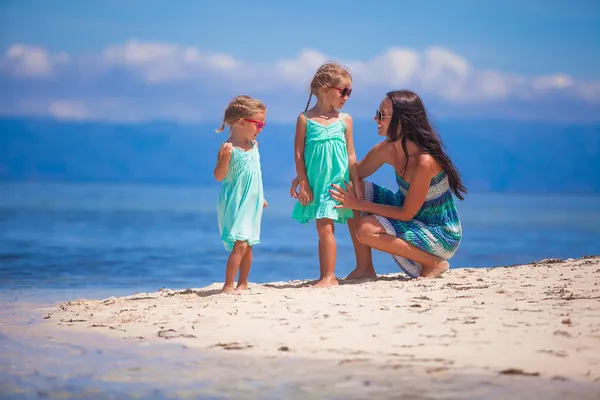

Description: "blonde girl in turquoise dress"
291 63 361 288
214 95 267 294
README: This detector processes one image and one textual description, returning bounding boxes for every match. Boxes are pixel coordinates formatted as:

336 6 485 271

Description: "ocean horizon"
1 181 599 303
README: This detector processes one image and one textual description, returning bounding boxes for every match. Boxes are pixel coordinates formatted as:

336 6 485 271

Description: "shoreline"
2 255 600 398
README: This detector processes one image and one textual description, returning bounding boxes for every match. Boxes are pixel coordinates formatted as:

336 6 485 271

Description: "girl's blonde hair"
305 62 352 111
216 95 267 133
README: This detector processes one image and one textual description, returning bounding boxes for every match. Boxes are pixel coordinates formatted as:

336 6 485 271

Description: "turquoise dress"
218 141 264 251
363 171 462 278
292 113 353 224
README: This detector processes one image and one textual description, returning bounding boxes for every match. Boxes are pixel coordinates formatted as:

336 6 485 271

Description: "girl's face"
323 76 352 110
374 96 394 137
235 111 266 141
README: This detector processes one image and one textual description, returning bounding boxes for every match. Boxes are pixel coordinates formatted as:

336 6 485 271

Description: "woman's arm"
331 155 434 221
356 141 386 179
361 155 433 220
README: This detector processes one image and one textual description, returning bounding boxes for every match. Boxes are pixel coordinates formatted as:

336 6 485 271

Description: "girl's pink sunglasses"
244 119 266 130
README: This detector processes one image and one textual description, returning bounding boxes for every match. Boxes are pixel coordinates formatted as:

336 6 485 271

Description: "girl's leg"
355 216 449 278
318 239 324 280
346 210 376 280
236 245 252 291
314 218 338 287
222 240 248 294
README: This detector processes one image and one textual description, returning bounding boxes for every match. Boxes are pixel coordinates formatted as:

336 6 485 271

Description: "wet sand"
2 256 600 398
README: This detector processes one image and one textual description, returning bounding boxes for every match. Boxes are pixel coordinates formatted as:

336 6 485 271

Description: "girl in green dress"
291 63 361 288
214 95 267 294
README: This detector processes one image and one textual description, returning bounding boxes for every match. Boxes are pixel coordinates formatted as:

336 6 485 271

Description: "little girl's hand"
298 183 313 206
289 177 299 198
220 142 233 157
263 199 268 208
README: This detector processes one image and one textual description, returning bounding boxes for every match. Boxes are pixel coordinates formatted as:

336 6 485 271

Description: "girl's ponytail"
304 93 313 112
215 120 226 133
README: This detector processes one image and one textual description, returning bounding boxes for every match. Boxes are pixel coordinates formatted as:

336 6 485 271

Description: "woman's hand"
330 181 362 210
353 179 363 201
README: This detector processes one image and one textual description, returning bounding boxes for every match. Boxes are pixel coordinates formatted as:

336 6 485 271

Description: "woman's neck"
393 139 420 157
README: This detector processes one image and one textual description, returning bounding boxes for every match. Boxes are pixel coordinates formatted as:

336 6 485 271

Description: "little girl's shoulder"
340 112 352 122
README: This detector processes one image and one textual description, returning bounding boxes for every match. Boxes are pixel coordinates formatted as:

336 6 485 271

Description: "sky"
0 0 599 123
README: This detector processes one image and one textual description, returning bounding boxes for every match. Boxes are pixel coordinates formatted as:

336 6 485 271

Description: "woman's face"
374 96 393 137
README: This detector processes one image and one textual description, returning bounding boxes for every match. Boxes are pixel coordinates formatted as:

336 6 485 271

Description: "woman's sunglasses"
331 87 352 98
375 109 391 122
244 119 266 130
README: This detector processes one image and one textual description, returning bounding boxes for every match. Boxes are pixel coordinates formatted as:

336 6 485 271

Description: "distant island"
1 117 599 193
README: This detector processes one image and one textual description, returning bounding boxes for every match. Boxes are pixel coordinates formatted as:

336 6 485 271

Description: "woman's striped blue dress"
363 170 462 278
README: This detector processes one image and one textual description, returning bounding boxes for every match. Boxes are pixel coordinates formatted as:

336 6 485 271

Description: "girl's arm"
357 141 386 179
294 113 312 205
213 142 233 182
343 115 362 199
294 114 308 184
289 176 299 198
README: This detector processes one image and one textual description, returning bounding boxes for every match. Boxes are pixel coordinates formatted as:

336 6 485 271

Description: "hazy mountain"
1 117 598 193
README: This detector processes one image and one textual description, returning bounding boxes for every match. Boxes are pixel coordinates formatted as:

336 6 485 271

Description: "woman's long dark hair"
386 90 467 200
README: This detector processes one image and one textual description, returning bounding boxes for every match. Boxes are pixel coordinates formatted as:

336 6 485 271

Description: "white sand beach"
45 256 600 378
2 256 600 398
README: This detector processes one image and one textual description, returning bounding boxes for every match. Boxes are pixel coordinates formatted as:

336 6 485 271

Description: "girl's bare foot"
420 260 449 279
222 285 240 294
235 282 248 292
313 275 339 288
346 266 377 280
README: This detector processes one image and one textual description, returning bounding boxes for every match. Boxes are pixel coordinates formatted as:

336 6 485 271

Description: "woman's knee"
356 215 387 243
355 217 375 244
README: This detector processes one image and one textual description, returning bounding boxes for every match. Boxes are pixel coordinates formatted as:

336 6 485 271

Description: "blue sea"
1 182 599 302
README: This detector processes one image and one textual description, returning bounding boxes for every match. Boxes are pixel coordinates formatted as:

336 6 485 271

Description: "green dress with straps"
218 141 264 251
292 113 353 224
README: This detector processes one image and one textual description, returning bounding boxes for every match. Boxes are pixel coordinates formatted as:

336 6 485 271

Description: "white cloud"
576 81 600 101
276 49 328 84
475 70 511 99
348 48 419 87
418 47 471 100
5 44 69 77
102 39 238 83
45 97 202 123
532 73 574 91
1 40 599 122
48 100 90 120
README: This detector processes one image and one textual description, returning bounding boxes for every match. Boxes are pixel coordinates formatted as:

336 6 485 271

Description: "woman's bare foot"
420 260 449 278
345 266 377 280
235 282 248 292
222 285 240 295
313 275 339 288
